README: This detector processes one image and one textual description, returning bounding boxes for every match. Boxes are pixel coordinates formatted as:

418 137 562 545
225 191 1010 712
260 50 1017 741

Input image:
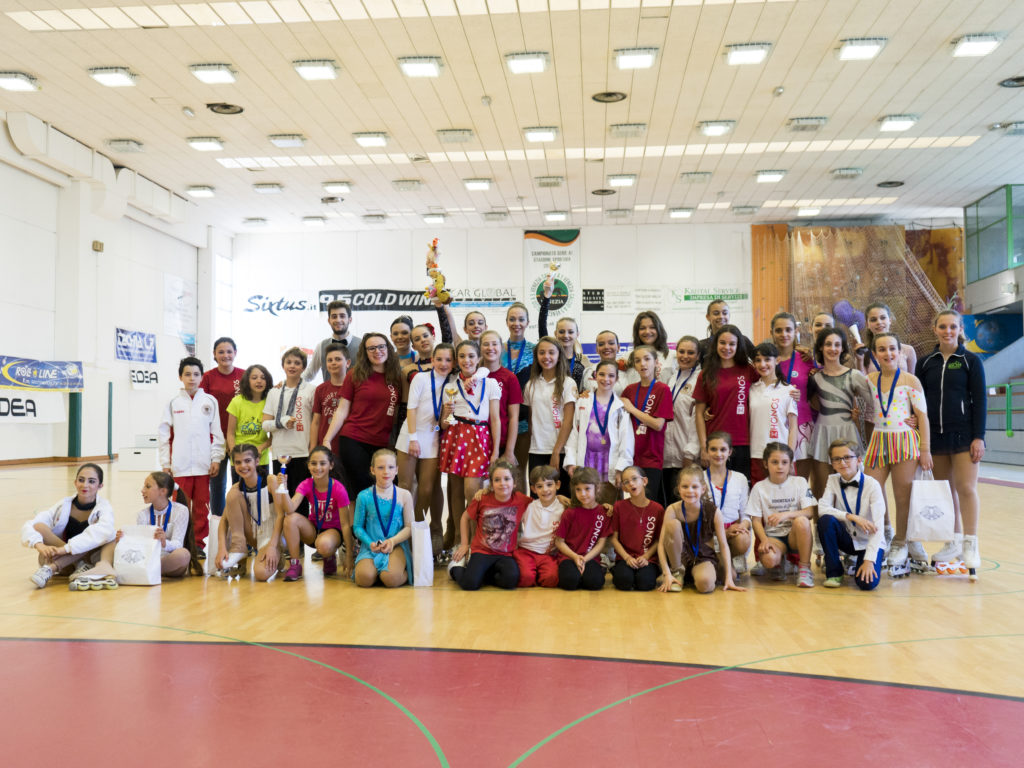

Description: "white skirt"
395 420 441 459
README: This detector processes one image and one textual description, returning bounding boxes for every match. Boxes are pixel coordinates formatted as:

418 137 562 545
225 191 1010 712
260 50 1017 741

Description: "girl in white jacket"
564 360 634 504
21 463 115 589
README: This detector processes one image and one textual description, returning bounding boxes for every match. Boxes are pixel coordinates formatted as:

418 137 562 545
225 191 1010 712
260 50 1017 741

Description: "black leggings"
337 436 385 501
453 553 519 591
273 458 310 516
639 467 664 506
728 445 751 482
611 560 659 591
528 453 571 497
558 558 605 590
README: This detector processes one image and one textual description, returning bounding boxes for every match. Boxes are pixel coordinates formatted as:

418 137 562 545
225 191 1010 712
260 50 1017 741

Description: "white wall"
230 223 753 379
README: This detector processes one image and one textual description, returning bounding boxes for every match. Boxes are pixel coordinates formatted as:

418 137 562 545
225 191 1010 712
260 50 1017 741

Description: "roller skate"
844 555 857 576
447 552 468 581
731 553 748 576
932 535 963 575
218 551 247 581
935 558 968 576
888 539 910 579
883 524 895 552
70 574 118 591
907 541 935 574
961 534 980 581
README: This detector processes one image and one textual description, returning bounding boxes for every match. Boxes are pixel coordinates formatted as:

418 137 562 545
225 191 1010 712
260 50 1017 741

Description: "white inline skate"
69 574 118 591
907 541 935 574
888 539 910 579
961 534 980 581
932 534 967 576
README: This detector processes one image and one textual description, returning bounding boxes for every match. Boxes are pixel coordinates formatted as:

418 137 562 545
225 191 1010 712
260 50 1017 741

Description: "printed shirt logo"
948 360 963 370
768 396 781 439
736 375 747 415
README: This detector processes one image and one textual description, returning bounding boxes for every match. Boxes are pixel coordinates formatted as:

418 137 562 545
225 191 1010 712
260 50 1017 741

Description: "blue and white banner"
0 356 84 392
116 327 157 363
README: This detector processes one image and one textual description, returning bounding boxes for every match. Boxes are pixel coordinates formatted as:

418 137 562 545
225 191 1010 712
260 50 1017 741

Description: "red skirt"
440 421 493 478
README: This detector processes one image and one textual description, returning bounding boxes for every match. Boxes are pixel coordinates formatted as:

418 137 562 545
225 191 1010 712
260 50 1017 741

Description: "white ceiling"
2 0 1023 232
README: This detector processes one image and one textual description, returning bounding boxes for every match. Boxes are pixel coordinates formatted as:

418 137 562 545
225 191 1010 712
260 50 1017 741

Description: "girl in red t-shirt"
694 325 756 480
620 345 674 504
554 467 610 590
609 466 664 591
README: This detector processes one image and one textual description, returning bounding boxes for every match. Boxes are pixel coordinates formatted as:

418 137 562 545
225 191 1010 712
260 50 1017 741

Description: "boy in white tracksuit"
159 357 225 552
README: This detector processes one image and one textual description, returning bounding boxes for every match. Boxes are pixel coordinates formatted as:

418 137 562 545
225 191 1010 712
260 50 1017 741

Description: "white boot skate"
70 574 118 591
961 534 980 581
907 541 934 574
931 534 962 565
888 539 910 579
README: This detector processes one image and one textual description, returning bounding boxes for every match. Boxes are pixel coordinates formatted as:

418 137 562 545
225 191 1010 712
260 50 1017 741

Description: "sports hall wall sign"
317 290 434 312
524 229 581 326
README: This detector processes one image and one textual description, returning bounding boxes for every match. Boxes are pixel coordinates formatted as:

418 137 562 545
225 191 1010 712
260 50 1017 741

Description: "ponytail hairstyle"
677 463 714 506
770 311 799 350
75 462 104 486
705 299 730 337
148 471 175 500
932 308 967 345
863 301 894 352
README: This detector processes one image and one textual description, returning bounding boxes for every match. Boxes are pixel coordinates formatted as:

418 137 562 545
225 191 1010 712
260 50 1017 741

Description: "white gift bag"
907 470 955 542
410 519 434 587
205 513 221 575
114 525 162 586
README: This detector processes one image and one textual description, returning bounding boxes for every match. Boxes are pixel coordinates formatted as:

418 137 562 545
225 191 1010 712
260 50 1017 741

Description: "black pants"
337 436 384 501
640 467 664 506
528 453 571 498
728 445 751 482
558 558 605 590
273 458 310 516
452 553 519 591
209 460 229 517
611 560 659 591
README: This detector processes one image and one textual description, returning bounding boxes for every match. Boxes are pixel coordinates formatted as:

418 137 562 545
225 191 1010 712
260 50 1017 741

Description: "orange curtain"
751 224 790 343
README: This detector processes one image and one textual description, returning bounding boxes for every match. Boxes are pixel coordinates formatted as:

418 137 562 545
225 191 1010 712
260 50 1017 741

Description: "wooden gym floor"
2 463 1022 767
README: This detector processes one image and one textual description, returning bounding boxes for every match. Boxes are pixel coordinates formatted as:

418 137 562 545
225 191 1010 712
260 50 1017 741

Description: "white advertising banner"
0 390 66 423
523 229 581 334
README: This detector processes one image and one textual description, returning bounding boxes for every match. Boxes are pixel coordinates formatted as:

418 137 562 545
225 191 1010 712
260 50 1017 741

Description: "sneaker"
731 553 748 575
322 554 337 577
311 552 324 562
798 567 815 588
31 564 54 589
784 559 799 576
824 575 843 588
197 550 207 561
283 559 303 581
72 559 91 576
669 569 684 592
750 561 766 577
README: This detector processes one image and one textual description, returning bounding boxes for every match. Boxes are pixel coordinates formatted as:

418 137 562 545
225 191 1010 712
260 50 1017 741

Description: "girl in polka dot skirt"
439 340 502 552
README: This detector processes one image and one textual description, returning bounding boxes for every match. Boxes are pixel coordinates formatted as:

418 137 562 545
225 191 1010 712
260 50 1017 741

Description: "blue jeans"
817 515 885 590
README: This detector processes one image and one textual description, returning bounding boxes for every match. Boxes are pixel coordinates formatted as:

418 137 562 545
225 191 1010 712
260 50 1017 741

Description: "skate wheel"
106 579 119 590
89 580 105 590
968 568 977 581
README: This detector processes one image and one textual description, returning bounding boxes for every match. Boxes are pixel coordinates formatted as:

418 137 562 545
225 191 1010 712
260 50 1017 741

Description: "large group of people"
22 292 988 594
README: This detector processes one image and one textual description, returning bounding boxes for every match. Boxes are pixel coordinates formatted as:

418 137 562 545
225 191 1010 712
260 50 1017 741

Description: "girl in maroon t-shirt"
694 325 756 480
620 346 674 504
554 467 610 590
609 466 664 591
200 337 245 517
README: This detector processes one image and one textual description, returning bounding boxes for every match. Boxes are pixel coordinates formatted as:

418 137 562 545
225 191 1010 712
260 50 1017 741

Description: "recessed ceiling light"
608 174 636 187
293 59 338 80
437 129 474 143
733 205 759 215
269 134 305 148
354 132 388 147
998 76 1024 88
788 116 829 132
89 67 137 87
483 210 509 222
186 185 215 198
423 213 446 224
253 183 283 194
544 211 568 222
756 169 787 183
699 120 735 137
831 167 864 179
505 52 548 74
303 216 326 227
398 56 443 78
615 47 658 70
393 179 422 191
952 34 1001 57
323 181 352 194
726 42 772 65
877 180 904 188
609 123 647 139
680 171 713 183
591 189 616 196
190 64 236 84
0 71 39 91
592 91 627 103
798 208 820 217
243 217 268 227
524 126 558 143
207 102 244 115
362 213 387 223
187 136 224 151
879 114 918 132
464 178 491 191
106 138 144 153
838 37 887 61
606 208 631 219
669 208 693 219
536 176 564 188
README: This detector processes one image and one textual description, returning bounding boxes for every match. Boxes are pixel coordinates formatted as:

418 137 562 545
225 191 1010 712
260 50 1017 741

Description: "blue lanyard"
373 485 397 537
149 504 171 531
876 369 900 418
706 469 728 512
591 395 612 438
242 474 263 526
430 372 444 422
505 340 526 372
784 354 797 384
672 367 695 403
684 506 702 559
310 478 333 531
567 353 576 373
868 352 880 372
632 379 656 424
456 377 487 417
840 473 864 518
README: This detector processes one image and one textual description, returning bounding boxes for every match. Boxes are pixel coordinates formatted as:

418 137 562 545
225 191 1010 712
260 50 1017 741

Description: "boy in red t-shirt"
311 343 347 460
554 467 610 590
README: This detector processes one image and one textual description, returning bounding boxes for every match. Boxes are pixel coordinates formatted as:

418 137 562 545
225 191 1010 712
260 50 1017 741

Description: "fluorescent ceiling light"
269 134 306 148
505 52 548 74
1005 122 1024 136
483 211 509 221
524 126 558 143
699 120 735 137
323 181 352 194
423 213 446 224
106 138 144 153
363 214 387 223
838 38 887 61
187 136 224 151
798 208 820 217
606 208 631 219
303 216 326 227
437 129 474 143
788 116 828 132
89 67 136 87
393 179 422 191
879 114 918 132
253 183 283 194
186 185 215 198
189 64 236 84
952 34 1001 57
609 123 647 139
831 167 863 179
464 178 491 191
680 172 712 183
293 60 338 80
669 208 693 219
733 206 759 215
536 176 564 188
608 174 636 187
544 211 568 222
0 72 38 91
354 132 388 147
726 43 771 66
243 218 268 227
398 57 443 78
615 47 658 70
756 169 787 183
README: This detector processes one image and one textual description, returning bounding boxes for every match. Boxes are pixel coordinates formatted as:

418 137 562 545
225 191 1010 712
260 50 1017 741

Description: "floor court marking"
0 611 451 768
506 631 1024 767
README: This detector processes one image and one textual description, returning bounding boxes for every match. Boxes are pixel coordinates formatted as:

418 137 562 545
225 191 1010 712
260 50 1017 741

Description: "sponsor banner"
449 287 519 308
669 286 750 310
244 294 321 316
524 229 580 329
582 288 604 312
0 356 84 392
317 290 434 313
116 327 157 363
130 367 160 390
0 390 65 423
